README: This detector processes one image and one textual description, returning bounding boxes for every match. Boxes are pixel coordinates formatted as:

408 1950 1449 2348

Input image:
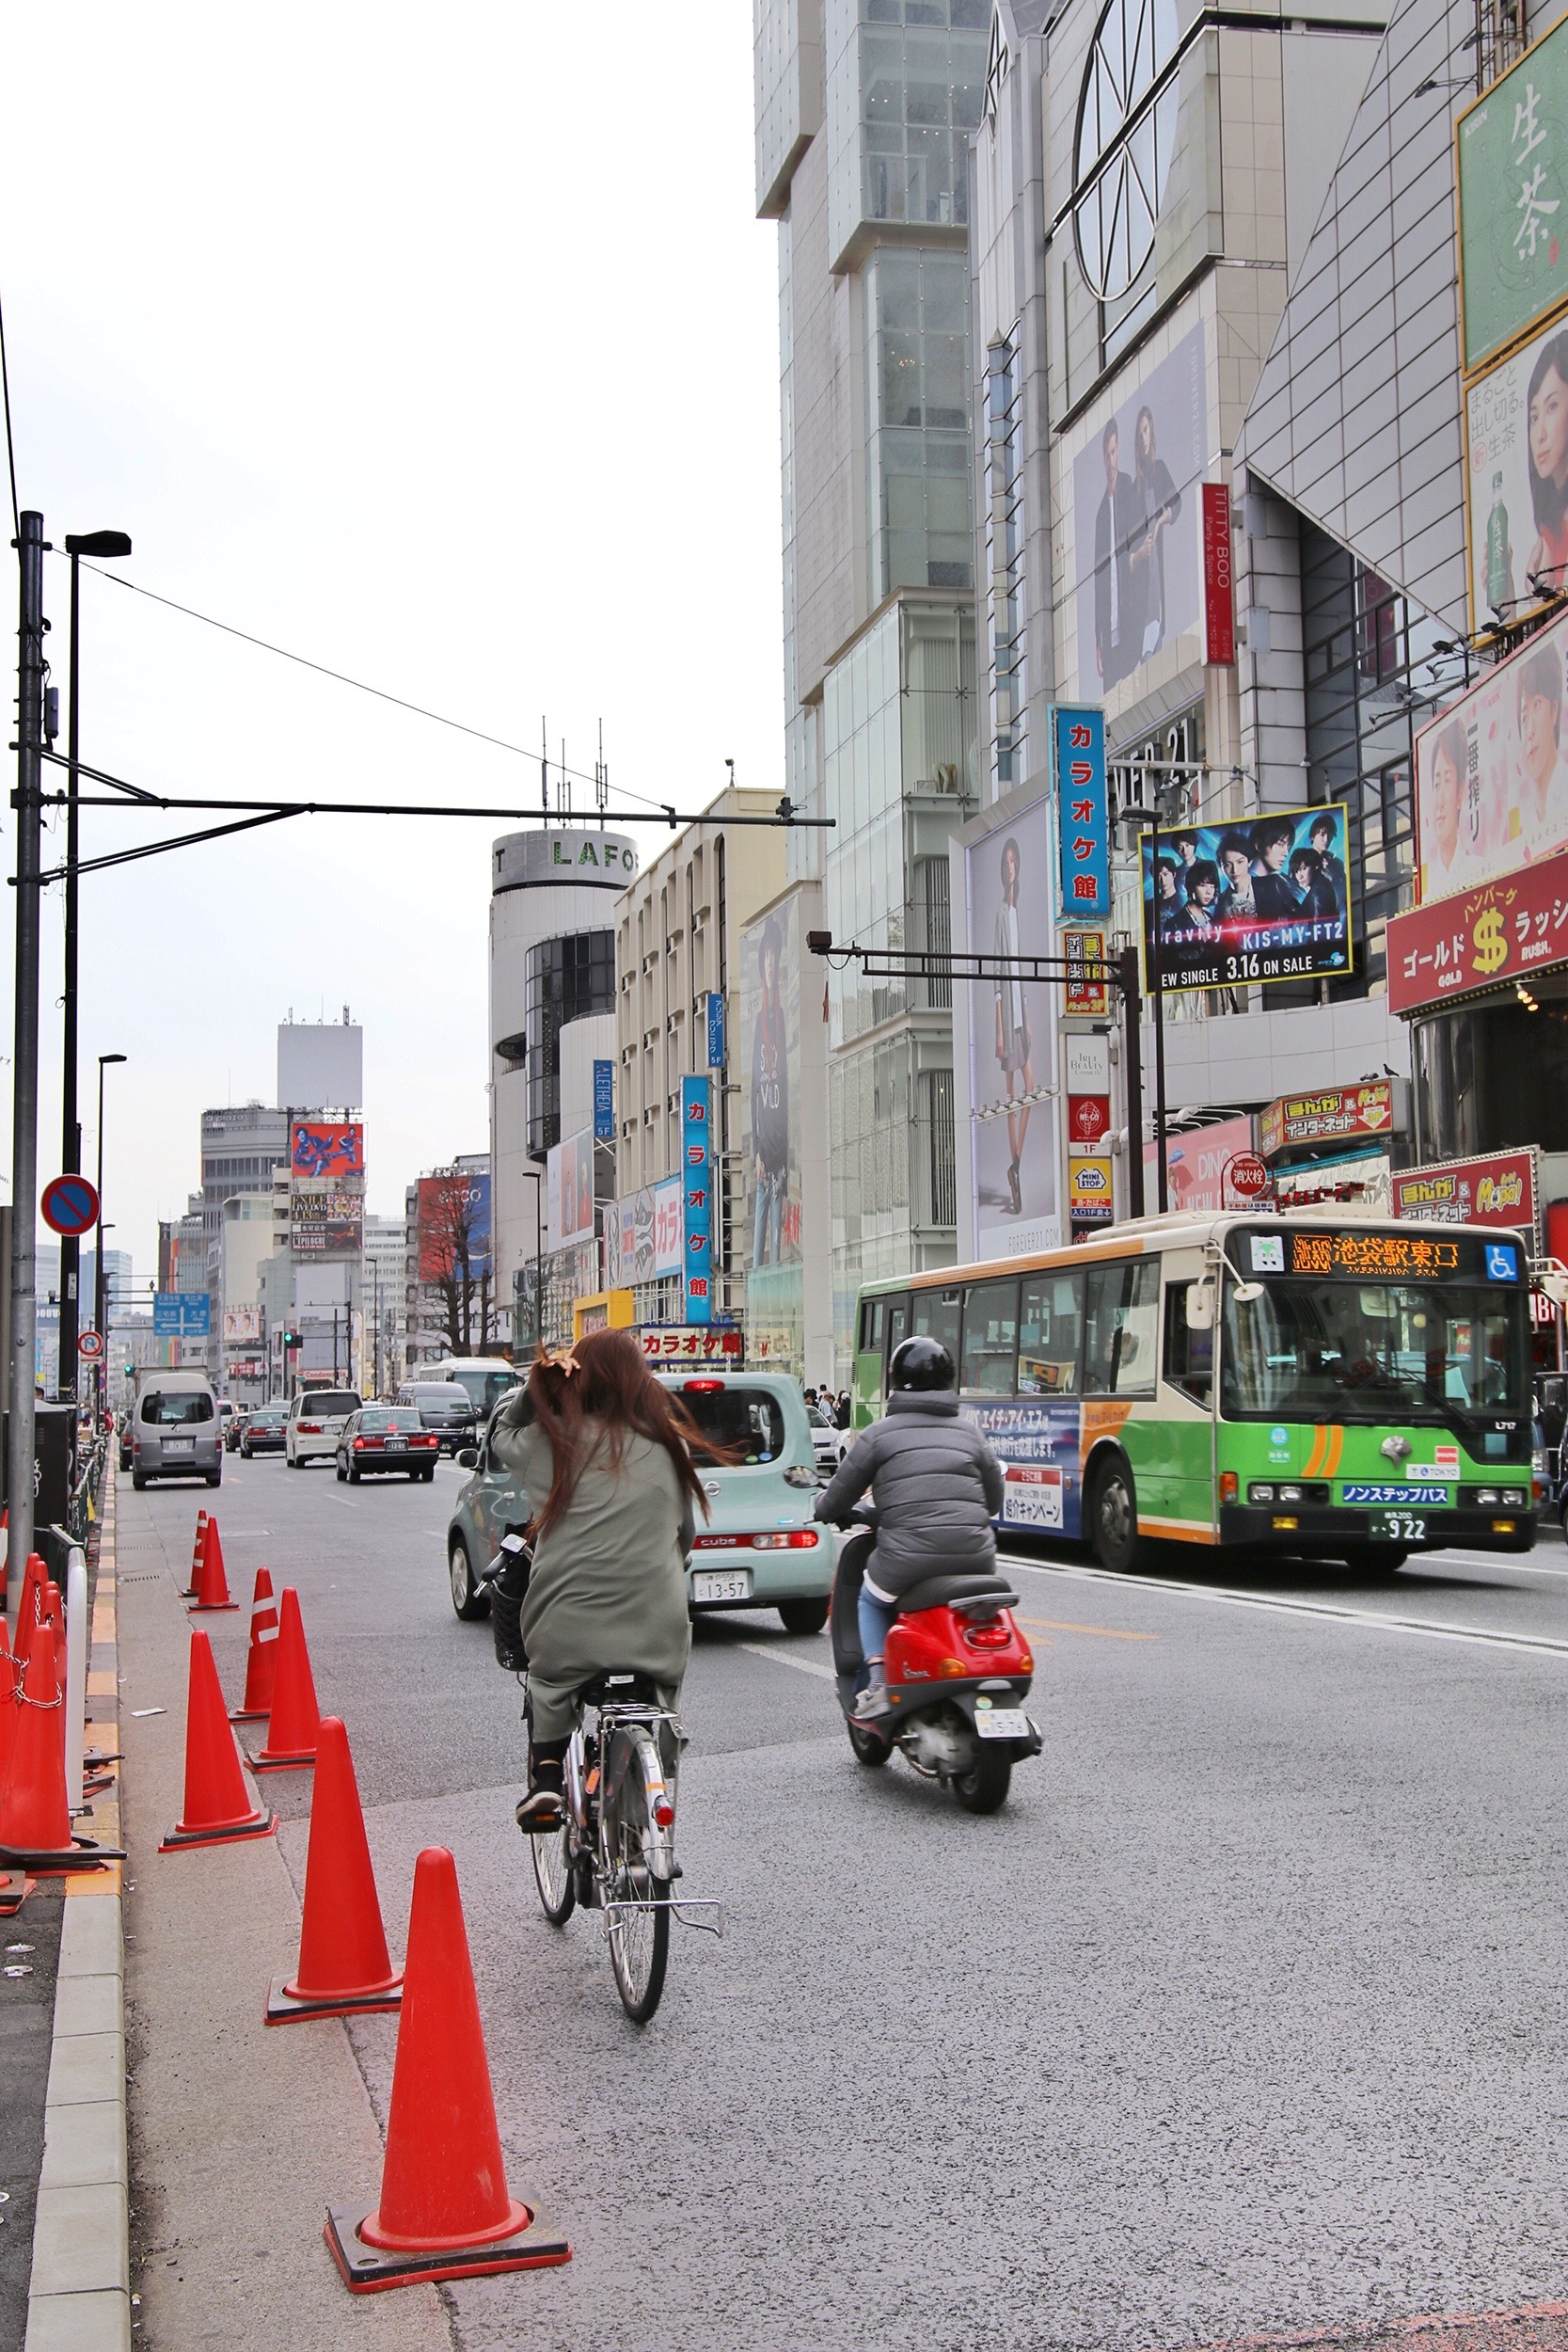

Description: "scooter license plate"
692 1569 752 1605
974 1707 1031 1740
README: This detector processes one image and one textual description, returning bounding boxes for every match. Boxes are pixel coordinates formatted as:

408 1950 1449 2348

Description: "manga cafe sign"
1259 1081 1395 1159
1386 844 1568 1013
1392 1149 1540 1244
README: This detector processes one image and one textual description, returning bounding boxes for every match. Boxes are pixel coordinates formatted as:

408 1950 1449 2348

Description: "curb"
24 1465 131 2352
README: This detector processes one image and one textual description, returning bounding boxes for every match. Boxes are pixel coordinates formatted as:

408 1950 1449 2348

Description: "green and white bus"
850 1211 1540 1573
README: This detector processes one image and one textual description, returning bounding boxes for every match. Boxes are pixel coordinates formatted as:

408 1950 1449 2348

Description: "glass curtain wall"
523 930 614 1156
829 0 988 262
866 246 974 599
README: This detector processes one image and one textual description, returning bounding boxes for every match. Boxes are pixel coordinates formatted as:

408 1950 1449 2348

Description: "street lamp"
57 532 132 1401
1120 801 1168 1216
93 1054 127 1422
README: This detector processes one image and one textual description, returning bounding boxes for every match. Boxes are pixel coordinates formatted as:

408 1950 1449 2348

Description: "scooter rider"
813 1336 1005 1718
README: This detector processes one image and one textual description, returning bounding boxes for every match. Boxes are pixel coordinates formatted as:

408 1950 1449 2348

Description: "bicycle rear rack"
601 1897 723 1939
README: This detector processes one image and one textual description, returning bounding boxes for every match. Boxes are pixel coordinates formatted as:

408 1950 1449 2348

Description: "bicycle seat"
896 1572 1019 1615
577 1669 663 1708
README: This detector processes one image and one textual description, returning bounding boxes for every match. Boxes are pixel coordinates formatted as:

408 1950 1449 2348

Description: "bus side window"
1084 1260 1159 1398
959 1279 1020 1396
859 1298 885 1354
1163 1281 1212 1404
1019 1272 1084 1394
885 1297 911 1368
912 1287 962 1360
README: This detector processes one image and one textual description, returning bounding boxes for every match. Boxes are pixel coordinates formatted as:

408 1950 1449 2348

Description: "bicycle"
528 1671 721 2023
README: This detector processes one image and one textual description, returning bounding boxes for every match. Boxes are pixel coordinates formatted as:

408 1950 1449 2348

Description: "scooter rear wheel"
953 1746 1012 1814
847 1720 892 1768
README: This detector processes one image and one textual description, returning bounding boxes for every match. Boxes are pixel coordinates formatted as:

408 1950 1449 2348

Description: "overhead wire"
71 559 675 814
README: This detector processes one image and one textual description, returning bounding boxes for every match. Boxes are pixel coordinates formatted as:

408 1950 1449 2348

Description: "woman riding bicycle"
491 1327 710 1831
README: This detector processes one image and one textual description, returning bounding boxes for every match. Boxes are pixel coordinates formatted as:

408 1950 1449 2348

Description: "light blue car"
445 1368 833 1631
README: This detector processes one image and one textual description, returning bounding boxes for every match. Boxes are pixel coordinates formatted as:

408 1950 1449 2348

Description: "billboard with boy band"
1141 803 1353 992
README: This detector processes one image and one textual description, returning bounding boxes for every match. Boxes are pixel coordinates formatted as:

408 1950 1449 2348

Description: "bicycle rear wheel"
531 1816 576 1923
604 1743 670 2023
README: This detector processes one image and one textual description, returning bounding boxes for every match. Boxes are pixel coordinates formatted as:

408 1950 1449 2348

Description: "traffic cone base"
0 1868 32 1915
160 1810 276 1853
324 2202 569 2294
0 1832 121 1876
187 1598 239 1613
266 1972 402 2026
247 1745 316 1773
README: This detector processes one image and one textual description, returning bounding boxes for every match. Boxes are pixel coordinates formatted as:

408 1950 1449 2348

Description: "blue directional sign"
40 1173 100 1237
705 992 726 1070
593 1058 615 1141
153 1292 211 1338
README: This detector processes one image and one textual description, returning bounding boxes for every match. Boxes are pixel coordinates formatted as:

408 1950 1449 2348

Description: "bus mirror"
1186 1281 1215 1331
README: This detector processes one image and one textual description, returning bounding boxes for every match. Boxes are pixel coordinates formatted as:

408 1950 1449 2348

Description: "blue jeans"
857 1586 898 1669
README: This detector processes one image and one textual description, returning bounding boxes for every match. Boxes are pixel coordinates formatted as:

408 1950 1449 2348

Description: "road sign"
153 1292 211 1338
77 1329 104 1360
40 1173 100 1236
1224 1152 1270 1201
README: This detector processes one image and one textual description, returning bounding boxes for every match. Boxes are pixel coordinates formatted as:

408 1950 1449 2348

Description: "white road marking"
996 1552 1568 1660
737 1642 836 1680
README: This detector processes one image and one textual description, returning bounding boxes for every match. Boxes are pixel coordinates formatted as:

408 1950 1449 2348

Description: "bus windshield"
1220 1274 1529 1429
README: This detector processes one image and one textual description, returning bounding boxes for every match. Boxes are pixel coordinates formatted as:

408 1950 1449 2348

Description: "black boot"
515 1740 567 1835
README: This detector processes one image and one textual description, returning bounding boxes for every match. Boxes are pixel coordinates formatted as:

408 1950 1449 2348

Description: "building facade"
756 0 989 1367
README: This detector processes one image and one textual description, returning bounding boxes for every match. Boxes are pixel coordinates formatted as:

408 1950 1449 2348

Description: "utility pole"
58 554 82 1395
8 511 46 1585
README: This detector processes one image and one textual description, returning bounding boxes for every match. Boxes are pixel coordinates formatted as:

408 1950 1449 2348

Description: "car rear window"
300 1391 360 1416
673 1385 786 1465
252 1409 287 1426
142 1391 214 1426
360 1408 422 1431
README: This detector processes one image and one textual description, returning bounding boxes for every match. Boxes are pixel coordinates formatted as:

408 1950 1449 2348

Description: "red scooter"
829 1510 1041 1814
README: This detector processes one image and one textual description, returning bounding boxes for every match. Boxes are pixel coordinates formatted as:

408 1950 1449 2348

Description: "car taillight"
414 1434 437 1448
298 1422 321 1436
752 1531 818 1549
960 1620 1014 1648
355 1436 384 1450
683 1379 724 1392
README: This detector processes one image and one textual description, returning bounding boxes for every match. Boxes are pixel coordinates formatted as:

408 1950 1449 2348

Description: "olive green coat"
490 1408 694 1732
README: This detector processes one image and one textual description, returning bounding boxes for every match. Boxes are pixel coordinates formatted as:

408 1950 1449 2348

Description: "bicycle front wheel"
604 1744 670 2024
531 1815 576 1924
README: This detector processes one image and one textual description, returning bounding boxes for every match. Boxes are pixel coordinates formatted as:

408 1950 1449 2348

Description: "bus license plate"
693 1569 752 1605
975 1708 1031 1740
1370 1510 1426 1543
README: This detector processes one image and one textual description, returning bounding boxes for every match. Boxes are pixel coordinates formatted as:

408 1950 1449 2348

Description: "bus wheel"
1087 1454 1140 1574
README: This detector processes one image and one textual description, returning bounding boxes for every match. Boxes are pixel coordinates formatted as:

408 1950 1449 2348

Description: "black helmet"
889 1334 956 1392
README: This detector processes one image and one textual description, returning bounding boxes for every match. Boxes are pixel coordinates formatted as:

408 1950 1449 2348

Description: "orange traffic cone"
0 1635 117 1873
188 1518 237 1613
40 1582 67 1695
266 1719 402 2024
325 1847 569 2291
230 1570 279 1723
250 1589 320 1772
180 1510 209 1598
0 1617 17 1795
12 1553 43 1665
159 1630 276 1851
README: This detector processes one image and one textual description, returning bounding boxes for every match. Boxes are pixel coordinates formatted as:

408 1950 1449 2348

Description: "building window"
983 336 1026 793
859 3 987 235
523 929 614 1158
865 247 974 600
1073 0 1180 305
924 1067 957 1230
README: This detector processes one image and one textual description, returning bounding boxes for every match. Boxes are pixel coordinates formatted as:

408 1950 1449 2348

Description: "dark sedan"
394 1380 478 1455
337 1406 441 1483
239 1405 289 1457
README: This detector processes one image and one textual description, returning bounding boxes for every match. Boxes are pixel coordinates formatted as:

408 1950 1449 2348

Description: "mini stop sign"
40 1172 101 1236
1223 1152 1270 1202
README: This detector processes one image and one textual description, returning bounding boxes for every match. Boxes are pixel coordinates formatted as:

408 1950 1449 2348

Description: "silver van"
132 1373 222 1489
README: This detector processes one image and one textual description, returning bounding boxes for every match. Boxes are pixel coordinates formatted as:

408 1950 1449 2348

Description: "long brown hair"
525 1327 711 1539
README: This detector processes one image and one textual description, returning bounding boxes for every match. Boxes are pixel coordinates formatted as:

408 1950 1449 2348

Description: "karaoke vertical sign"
681 1074 713 1326
1051 706 1110 922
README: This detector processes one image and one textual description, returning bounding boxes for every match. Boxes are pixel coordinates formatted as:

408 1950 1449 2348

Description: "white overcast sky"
0 6 783 1298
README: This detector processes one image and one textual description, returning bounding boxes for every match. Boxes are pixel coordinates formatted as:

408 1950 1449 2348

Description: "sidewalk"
112 1479 452 2349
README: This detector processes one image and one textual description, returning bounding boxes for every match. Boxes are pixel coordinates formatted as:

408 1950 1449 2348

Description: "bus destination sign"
1241 1228 1521 1281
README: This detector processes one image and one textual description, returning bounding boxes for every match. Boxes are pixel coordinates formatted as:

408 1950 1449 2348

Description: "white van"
132 1372 222 1490
418 1357 519 1422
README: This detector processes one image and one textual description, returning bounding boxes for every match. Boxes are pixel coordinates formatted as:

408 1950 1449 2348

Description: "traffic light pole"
8 512 47 1589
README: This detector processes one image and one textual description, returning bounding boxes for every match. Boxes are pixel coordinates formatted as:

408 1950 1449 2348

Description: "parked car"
285 1387 363 1468
131 1374 223 1490
336 1406 440 1484
443 1371 834 1629
224 1406 249 1454
240 1405 289 1457
805 1404 844 1473
395 1380 479 1455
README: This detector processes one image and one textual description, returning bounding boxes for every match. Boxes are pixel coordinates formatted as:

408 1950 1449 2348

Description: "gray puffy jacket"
813 1392 1005 1599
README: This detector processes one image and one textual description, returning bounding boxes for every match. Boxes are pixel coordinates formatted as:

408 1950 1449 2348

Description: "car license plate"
385 1438 407 1451
692 1569 752 1605
1370 1510 1426 1543
164 1438 195 1457
975 1707 1031 1740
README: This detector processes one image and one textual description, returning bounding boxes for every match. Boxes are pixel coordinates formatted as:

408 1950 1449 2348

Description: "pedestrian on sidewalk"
493 1329 714 1829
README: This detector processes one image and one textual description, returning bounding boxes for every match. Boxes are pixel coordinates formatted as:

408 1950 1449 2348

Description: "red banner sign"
1067 1092 1110 1144
1259 1080 1395 1159
1392 1149 1538 1241
1201 483 1235 665
1387 846 1568 1013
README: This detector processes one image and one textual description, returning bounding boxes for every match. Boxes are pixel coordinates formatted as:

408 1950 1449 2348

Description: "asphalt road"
125 1454 1568 2352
